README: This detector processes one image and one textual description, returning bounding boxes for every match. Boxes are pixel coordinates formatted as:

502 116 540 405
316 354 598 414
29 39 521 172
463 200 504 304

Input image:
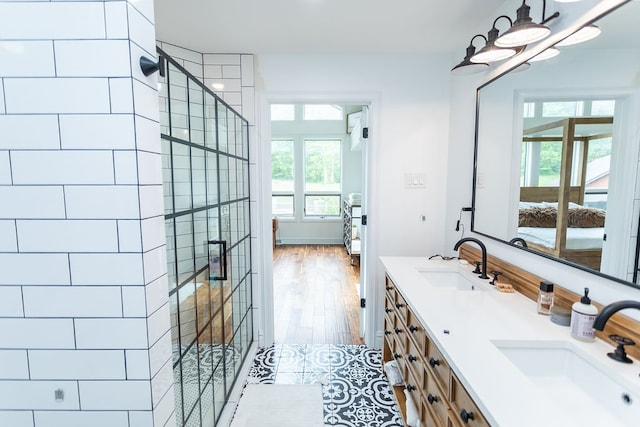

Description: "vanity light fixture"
556 25 601 46
495 1 560 48
451 34 490 75
471 16 518 63
528 46 560 62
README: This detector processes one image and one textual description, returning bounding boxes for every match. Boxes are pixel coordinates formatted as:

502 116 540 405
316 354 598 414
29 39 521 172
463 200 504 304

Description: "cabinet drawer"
394 292 408 321
449 374 490 427
384 277 397 301
405 368 425 425
384 309 395 337
424 364 449 427
406 308 426 352
426 341 450 396
405 338 423 388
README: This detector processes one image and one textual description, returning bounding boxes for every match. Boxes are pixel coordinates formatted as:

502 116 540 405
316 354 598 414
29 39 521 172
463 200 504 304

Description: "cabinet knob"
408 354 418 363
393 353 402 359
409 325 419 333
386 286 393 291
406 384 416 392
394 327 404 334
385 308 393 313
460 409 475 424
428 357 440 368
395 302 405 308
427 393 439 405
384 330 392 335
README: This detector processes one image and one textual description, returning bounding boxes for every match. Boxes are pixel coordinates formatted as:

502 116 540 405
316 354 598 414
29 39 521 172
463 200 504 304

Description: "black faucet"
453 237 489 279
593 300 640 331
509 237 528 248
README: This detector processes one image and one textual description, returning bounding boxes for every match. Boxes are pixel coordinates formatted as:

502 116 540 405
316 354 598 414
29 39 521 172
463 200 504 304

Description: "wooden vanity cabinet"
383 275 490 427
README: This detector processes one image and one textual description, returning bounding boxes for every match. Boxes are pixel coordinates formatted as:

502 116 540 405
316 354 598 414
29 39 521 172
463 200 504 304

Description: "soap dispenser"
570 287 598 342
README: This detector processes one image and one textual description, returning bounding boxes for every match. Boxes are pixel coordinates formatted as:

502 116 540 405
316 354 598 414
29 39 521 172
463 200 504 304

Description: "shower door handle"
208 240 228 281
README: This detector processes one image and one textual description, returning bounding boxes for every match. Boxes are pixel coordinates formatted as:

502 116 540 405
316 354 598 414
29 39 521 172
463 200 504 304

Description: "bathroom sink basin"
492 340 640 426
418 271 486 291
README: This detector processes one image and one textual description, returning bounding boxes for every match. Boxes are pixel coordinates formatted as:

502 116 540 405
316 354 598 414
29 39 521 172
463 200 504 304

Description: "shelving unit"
343 199 361 265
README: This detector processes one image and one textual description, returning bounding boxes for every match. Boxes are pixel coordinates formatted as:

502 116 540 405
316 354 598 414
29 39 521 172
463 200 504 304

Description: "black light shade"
451 40 490 75
471 24 517 63
451 44 489 76
495 2 551 48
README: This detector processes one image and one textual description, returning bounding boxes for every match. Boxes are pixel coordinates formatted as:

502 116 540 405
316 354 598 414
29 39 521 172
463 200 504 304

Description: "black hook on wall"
139 55 166 77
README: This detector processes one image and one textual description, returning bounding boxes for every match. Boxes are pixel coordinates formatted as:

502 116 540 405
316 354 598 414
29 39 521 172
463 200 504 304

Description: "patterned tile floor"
246 344 404 426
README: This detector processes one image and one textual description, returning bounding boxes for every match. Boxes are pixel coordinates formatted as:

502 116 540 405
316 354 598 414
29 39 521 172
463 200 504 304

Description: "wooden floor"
272 244 363 345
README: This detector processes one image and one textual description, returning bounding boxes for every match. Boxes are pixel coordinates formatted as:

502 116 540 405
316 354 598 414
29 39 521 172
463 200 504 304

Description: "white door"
359 106 370 338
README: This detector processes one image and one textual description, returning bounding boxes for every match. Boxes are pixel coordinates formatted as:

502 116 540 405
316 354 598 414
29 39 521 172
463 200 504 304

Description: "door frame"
254 91 381 348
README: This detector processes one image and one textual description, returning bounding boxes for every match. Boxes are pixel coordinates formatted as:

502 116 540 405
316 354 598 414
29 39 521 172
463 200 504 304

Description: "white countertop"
380 256 640 427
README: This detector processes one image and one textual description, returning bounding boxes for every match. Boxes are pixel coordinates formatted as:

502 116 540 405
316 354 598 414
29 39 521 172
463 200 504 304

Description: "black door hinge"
360 298 366 308
361 215 367 225
362 127 369 139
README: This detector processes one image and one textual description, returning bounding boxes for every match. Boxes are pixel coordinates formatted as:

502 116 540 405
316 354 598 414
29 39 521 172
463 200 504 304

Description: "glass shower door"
158 48 252 427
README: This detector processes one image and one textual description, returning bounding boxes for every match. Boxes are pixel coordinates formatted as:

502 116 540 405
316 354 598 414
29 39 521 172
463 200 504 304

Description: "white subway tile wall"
0 1 173 426
78 381 152 410
0 411 34 427
109 77 135 114
28 350 126 380
0 152 11 184
0 350 29 379
59 114 136 150
0 286 24 317
55 40 131 78
0 115 60 149
34 411 129 427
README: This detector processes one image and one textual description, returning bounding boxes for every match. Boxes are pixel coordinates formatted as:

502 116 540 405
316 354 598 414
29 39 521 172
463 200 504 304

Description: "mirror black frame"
470 2 640 290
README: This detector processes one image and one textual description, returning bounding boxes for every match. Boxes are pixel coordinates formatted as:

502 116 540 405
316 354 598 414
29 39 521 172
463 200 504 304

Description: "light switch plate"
405 173 426 189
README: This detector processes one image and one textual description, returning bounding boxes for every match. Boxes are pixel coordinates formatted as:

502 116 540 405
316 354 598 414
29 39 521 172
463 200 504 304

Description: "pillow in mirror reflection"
568 207 605 228
519 207 557 228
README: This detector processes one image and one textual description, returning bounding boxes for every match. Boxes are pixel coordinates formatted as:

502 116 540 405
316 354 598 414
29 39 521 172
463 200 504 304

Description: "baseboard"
278 238 344 245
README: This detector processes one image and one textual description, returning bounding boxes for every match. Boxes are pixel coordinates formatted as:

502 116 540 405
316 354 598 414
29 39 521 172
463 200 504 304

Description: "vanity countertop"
380 256 640 427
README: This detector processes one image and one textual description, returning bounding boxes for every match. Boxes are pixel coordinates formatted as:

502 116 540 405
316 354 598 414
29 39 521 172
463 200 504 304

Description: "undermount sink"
418 270 486 291
492 340 640 426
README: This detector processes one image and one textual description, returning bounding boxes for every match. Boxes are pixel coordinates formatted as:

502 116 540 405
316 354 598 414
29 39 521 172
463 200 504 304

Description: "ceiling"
153 0 506 55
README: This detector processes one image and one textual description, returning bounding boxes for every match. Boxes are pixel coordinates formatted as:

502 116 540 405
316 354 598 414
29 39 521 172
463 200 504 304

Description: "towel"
404 388 420 427
383 360 403 386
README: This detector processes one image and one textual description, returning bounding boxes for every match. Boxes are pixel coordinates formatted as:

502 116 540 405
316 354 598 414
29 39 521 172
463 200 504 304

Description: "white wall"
255 53 452 345
0 1 174 426
445 0 640 320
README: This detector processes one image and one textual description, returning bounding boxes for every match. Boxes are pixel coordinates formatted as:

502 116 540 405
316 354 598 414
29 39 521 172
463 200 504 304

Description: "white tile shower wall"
0 41 55 77
0 1 174 425
0 115 60 149
34 411 129 427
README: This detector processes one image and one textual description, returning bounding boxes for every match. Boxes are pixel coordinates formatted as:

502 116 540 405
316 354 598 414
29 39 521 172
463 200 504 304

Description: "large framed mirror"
472 0 640 288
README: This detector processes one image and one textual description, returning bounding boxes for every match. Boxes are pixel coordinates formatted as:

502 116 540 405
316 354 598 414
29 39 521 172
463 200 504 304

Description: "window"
523 102 535 118
591 100 615 116
271 104 295 121
542 101 584 117
304 139 341 216
272 140 295 216
303 104 343 121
